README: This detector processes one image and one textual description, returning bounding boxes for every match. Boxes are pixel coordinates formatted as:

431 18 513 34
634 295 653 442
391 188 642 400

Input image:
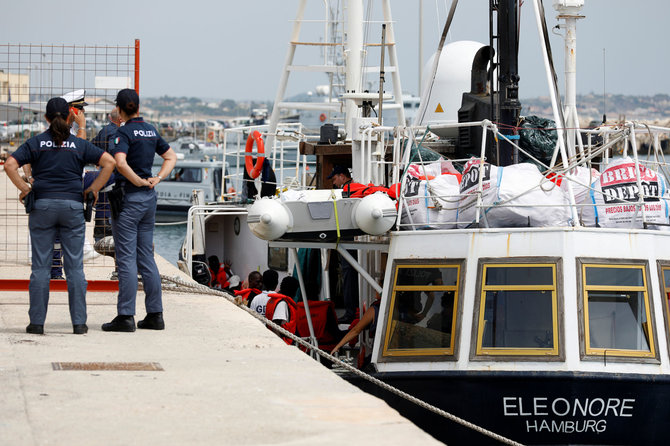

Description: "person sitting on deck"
234 271 263 306
330 297 381 367
266 276 300 344
208 255 233 289
249 269 279 317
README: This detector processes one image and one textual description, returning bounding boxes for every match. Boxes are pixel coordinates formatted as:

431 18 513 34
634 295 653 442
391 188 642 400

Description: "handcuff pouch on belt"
108 182 125 219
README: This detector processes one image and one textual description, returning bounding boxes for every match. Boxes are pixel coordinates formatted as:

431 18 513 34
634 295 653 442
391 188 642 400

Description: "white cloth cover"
401 173 460 229
581 157 669 229
457 161 570 228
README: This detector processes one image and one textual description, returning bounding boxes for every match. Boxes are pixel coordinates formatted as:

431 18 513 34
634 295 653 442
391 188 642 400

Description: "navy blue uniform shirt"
111 117 170 193
91 122 119 153
11 130 104 202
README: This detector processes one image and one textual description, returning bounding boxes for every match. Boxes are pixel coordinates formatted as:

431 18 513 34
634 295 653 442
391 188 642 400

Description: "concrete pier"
0 169 442 445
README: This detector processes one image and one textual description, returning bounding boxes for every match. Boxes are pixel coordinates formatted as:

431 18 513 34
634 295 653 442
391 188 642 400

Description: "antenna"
602 47 607 123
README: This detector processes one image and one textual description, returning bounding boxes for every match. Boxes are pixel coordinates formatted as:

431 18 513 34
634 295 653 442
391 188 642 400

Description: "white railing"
220 122 315 201
357 120 670 232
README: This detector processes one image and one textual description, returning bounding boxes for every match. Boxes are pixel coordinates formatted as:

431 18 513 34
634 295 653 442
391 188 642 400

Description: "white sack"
457 160 570 228
581 157 669 229
401 173 460 229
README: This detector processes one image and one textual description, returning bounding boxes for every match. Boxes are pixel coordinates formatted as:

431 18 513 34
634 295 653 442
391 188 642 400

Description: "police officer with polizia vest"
4 97 116 335
101 89 177 332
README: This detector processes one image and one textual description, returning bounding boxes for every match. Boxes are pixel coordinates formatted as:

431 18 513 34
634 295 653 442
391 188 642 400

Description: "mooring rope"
159 273 525 446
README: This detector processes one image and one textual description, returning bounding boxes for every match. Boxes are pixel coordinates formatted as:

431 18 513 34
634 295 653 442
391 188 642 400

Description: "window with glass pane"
662 267 670 335
476 264 559 356
383 264 460 357
583 264 655 358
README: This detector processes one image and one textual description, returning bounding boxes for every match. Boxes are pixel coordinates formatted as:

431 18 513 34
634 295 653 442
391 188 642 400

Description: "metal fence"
0 41 139 279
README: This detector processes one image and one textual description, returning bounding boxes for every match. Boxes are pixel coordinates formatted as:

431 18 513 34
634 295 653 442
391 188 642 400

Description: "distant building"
0 70 29 103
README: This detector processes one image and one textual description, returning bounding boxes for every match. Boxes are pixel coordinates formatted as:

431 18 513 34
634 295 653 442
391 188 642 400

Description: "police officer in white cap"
62 89 88 139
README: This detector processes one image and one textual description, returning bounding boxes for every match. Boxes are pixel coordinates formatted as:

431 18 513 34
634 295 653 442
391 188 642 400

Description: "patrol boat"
152 138 224 212
239 0 670 444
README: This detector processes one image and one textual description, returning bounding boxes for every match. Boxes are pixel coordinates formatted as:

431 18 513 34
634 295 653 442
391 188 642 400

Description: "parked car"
1 119 46 141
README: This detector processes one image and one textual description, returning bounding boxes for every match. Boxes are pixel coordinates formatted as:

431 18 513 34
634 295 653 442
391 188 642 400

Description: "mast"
553 0 585 160
496 0 522 166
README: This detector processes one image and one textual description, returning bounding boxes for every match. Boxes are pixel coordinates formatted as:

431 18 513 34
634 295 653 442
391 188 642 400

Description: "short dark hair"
279 276 299 299
326 165 351 179
262 269 279 291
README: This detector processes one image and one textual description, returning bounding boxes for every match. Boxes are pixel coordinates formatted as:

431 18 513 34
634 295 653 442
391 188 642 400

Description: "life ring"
245 130 265 179
319 113 327 122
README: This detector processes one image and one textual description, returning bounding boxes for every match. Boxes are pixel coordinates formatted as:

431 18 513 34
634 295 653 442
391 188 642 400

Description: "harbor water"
154 215 187 267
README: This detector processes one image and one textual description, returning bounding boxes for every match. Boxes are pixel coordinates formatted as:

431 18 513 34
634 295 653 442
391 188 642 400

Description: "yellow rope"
331 189 341 245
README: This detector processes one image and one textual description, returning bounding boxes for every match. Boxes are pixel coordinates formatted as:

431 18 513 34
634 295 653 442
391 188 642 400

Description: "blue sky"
2 1 668 100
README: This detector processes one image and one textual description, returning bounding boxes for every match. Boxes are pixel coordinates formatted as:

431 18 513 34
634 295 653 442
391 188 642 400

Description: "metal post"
336 245 382 294
134 39 140 94
290 248 318 352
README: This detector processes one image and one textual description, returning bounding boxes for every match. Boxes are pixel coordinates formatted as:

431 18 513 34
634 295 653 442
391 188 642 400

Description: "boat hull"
346 370 670 445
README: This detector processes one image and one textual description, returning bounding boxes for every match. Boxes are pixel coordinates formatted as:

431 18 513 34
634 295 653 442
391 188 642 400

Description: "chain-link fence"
0 41 138 280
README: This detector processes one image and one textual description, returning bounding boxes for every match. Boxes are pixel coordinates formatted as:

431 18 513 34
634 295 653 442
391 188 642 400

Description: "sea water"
153 218 187 267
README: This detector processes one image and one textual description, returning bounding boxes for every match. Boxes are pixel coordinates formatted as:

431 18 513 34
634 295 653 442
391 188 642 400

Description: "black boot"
137 312 165 330
26 323 44 334
101 315 136 332
73 324 88 335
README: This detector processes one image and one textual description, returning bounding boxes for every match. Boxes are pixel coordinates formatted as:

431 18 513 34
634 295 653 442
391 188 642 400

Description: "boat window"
581 263 656 359
268 247 288 271
213 169 222 195
382 263 461 358
659 265 670 351
166 167 202 183
475 263 559 356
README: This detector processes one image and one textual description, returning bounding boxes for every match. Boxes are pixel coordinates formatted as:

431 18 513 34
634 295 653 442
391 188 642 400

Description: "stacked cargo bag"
400 174 460 229
456 159 500 228
557 166 601 207
457 160 570 228
581 157 670 229
486 163 571 227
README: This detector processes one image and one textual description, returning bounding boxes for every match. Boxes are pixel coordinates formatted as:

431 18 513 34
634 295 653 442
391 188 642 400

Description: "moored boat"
184 1 670 444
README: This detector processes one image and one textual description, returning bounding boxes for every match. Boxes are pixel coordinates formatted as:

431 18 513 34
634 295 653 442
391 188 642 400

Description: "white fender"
247 198 292 240
353 193 397 235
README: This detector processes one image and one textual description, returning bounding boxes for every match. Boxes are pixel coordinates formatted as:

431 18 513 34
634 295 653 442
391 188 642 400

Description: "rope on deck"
160 274 526 446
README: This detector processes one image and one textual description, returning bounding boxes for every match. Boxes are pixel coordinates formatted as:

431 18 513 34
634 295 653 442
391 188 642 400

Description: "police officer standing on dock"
102 89 177 332
4 97 116 335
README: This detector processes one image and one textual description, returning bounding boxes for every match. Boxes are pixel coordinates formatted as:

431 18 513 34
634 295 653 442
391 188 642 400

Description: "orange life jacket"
342 182 390 198
266 292 298 345
234 288 261 303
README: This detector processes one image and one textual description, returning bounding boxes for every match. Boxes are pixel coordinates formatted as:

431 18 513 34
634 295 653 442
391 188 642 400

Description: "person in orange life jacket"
234 271 263 305
207 255 233 288
328 164 353 197
249 269 279 317
266 276 300 344
327 164 360 325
